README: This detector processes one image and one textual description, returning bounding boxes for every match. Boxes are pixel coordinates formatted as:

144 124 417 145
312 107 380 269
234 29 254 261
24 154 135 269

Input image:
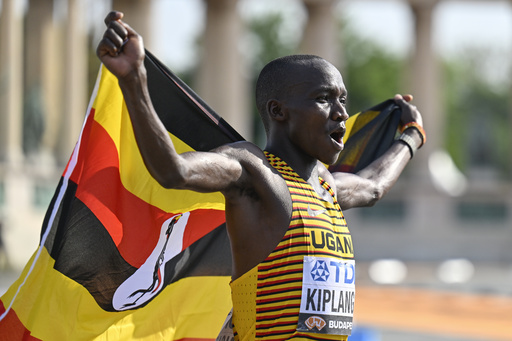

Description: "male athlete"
97 11 425 340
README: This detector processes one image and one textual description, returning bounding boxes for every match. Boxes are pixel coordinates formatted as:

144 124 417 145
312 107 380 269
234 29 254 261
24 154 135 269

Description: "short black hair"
255 54 325 133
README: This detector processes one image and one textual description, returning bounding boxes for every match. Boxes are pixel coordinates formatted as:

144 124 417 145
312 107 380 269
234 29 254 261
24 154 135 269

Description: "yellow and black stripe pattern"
231 152 353 341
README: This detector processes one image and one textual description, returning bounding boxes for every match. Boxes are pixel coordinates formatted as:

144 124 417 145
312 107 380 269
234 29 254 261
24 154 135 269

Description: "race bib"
297 256 355 335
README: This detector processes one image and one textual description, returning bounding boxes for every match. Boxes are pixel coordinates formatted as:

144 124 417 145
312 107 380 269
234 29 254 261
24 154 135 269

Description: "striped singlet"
230 152 354 341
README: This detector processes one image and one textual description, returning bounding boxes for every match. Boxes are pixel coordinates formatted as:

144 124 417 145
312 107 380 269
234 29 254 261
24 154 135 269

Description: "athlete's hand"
394 94 423 127
96 11 145 80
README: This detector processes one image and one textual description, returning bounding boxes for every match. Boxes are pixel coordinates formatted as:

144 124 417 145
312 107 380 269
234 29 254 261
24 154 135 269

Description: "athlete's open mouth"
330 131 344 144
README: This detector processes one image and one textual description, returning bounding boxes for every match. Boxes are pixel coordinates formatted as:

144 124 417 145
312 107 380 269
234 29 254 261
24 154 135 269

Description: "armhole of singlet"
318 176 340 208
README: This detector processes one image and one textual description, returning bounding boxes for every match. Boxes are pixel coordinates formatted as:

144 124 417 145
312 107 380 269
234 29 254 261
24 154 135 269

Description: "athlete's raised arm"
96 11 244 193
333 94 425 210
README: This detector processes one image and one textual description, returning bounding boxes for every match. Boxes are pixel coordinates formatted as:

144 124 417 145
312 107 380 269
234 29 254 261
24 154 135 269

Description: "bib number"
297 256 355 335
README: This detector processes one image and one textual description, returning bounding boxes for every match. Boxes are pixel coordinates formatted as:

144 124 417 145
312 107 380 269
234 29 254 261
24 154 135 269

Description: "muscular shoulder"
213 141 266 163
213 141 282 199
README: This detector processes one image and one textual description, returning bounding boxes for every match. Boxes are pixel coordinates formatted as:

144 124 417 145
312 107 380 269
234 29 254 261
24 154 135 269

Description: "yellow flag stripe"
2 249 231 340
343 110 380 143
91 65 225 213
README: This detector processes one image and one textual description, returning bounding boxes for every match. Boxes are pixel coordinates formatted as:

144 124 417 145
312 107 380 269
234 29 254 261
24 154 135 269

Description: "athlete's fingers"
104 11 123 26
402 94 413 102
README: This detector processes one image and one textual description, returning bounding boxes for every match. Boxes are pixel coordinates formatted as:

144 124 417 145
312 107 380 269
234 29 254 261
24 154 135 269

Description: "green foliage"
340 22 405 115
442 48 511 177
246 13 300 146
23 86 45 155
246 12 297 76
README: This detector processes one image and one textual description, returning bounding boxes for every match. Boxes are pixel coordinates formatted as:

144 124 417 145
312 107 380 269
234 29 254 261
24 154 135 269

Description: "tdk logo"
310 260 330 281
310 260 355 284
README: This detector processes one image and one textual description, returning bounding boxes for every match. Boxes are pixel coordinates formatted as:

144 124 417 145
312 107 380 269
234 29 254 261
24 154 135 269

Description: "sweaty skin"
96 11 424 280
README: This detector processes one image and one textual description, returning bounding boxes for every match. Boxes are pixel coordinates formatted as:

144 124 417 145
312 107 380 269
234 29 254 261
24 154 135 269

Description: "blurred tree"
246 12 298 78
339 21 405 116
23 86 45 157
442 48 511 178
246 12 300 146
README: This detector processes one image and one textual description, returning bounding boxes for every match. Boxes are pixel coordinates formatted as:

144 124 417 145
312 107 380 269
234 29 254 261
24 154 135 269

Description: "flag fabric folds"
0 50 401 340
330 99 402 174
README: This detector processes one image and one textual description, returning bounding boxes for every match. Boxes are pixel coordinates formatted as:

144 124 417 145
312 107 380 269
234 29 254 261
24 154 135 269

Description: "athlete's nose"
331 100 349 122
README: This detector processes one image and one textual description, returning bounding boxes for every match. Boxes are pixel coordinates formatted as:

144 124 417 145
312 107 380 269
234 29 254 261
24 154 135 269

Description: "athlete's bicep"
176 150 244 193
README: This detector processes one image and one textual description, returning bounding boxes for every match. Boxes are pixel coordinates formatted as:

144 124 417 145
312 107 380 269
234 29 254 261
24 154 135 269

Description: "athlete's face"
280 61 349 165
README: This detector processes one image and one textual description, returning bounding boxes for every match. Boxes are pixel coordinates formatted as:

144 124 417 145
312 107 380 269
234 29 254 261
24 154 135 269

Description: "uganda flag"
0 51 241 340
330 99 402 174
0 50 402 340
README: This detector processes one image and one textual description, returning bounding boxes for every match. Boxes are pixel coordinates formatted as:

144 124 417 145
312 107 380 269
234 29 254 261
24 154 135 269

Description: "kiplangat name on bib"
297 256 355 335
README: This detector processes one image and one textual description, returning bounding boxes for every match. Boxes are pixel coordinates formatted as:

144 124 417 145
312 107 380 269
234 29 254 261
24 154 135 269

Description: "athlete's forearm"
357 127 422 195
118 66 186 188
335 127 423 210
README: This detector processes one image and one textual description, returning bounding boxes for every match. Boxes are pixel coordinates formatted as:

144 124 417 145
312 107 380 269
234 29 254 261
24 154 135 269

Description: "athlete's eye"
316 96 328 103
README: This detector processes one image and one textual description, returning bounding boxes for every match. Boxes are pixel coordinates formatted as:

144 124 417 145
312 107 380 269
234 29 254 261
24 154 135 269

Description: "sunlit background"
1 0 512 340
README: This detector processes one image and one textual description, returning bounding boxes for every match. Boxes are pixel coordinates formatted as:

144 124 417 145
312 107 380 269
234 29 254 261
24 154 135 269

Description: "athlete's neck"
265 147 331 203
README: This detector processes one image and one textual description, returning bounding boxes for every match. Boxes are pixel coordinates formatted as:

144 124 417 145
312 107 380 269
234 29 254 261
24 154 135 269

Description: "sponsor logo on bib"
305 316 326 331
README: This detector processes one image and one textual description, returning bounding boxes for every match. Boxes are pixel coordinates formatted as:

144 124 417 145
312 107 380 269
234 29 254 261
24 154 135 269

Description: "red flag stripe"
0 301 42 341
68 108 225 268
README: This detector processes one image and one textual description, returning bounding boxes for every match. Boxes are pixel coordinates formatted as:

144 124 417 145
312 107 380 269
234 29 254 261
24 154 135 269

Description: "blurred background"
1 0 512 340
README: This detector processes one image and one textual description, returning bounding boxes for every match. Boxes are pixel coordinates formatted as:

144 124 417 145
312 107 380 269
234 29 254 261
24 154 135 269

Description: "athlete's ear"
267 99 287 122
